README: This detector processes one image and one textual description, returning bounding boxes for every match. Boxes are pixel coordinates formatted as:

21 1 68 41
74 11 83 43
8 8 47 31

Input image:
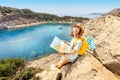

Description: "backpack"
86 36 96 51
73 38 88 55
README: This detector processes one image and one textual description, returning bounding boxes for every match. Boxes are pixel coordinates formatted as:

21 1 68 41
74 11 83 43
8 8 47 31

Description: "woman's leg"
56 55 69 69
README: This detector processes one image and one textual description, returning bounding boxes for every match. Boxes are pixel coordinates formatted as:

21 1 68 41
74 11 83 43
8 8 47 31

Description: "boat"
58 26 63 29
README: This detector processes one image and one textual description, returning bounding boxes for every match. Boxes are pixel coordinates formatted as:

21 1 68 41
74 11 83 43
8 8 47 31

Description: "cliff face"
83 15 120 76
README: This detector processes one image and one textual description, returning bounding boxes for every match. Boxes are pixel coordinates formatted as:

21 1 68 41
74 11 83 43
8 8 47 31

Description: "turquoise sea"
0 23 71 60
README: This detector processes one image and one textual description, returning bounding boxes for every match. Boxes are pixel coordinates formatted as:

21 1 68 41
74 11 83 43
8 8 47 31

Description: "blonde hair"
70 24 84 38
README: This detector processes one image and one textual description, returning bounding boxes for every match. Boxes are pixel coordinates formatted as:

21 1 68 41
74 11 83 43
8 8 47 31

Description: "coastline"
1 21 73 30
8 21 46 29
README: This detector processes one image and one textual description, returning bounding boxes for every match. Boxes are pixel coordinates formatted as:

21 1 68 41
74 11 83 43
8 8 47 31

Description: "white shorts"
65 53 78 63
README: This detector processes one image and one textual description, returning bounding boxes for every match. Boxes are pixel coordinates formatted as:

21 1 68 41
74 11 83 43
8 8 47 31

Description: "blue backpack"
86 36 96 51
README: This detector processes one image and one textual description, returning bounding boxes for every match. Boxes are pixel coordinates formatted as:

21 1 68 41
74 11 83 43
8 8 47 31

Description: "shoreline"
1 21 72 30
8 21 47 29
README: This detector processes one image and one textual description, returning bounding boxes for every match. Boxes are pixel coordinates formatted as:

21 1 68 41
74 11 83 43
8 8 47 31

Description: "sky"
0 0 120 16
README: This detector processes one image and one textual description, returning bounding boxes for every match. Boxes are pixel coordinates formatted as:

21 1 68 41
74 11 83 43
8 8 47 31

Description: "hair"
70 24 84 38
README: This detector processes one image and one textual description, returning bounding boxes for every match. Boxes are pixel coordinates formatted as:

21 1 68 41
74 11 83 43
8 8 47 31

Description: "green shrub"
0 63 14 77
0 77 12 80
0 58 24 77
6 58 24 69
19 68 37 80
0 59 5 64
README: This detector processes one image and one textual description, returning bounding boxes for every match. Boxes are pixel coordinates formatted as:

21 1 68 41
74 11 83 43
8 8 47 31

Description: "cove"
0 23 71 60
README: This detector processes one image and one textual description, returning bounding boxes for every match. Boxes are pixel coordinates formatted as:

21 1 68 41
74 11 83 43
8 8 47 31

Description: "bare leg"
56 55 69 69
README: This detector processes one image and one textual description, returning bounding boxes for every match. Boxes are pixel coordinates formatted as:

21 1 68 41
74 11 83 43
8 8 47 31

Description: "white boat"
58 26 63 29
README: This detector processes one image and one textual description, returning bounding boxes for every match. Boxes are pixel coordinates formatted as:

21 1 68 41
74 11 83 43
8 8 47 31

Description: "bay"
0 23 71 60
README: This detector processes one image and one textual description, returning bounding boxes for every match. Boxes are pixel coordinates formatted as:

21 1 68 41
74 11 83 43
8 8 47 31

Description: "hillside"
0 6 89 29
83 15 120 76
103 8 120 17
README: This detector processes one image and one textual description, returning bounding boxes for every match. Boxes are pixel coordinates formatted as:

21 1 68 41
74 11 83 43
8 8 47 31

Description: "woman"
56 24 84 69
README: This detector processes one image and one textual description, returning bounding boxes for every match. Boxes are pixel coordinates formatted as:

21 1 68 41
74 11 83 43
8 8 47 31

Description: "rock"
83 15 120 75
27 53 119 80
27 54 60 70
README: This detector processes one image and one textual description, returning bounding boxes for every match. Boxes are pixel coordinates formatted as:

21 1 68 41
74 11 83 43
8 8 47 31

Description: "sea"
0 23 72 60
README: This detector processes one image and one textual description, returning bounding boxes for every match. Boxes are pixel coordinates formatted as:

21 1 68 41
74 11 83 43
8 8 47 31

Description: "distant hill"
0 6 89 29
103 8 120 17
89 13 103 15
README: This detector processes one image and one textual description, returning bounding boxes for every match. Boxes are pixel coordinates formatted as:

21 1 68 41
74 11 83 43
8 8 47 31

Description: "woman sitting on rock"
56 24 84 69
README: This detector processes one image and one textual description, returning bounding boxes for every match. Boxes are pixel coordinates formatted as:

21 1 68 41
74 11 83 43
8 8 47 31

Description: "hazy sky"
0 0 120 16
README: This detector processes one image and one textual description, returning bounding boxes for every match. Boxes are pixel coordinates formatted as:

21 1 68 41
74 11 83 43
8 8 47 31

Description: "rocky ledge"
27 52 119 80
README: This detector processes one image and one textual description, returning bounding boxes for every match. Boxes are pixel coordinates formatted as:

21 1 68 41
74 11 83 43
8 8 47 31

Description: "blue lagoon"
0 23 71 60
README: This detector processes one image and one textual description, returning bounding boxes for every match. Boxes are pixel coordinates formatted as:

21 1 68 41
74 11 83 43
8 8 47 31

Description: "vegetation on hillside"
117 13 120 17
0 6 89 23
0 58 41 80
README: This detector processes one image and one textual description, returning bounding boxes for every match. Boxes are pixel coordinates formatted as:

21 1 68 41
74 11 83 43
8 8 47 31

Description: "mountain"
0 6 89 29
103 8 120 17
89 13 103 15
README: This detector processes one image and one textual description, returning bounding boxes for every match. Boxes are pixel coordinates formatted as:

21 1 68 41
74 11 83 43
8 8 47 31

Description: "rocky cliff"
26 15 120 80
83 15 120 76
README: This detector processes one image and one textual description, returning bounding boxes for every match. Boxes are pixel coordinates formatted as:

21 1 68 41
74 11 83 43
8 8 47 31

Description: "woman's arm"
63 40 82 54
59 49 77 55
65 49 77 54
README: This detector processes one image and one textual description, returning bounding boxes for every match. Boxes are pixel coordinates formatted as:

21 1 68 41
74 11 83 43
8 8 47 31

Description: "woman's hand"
58 51 65 55
62 40 66 43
